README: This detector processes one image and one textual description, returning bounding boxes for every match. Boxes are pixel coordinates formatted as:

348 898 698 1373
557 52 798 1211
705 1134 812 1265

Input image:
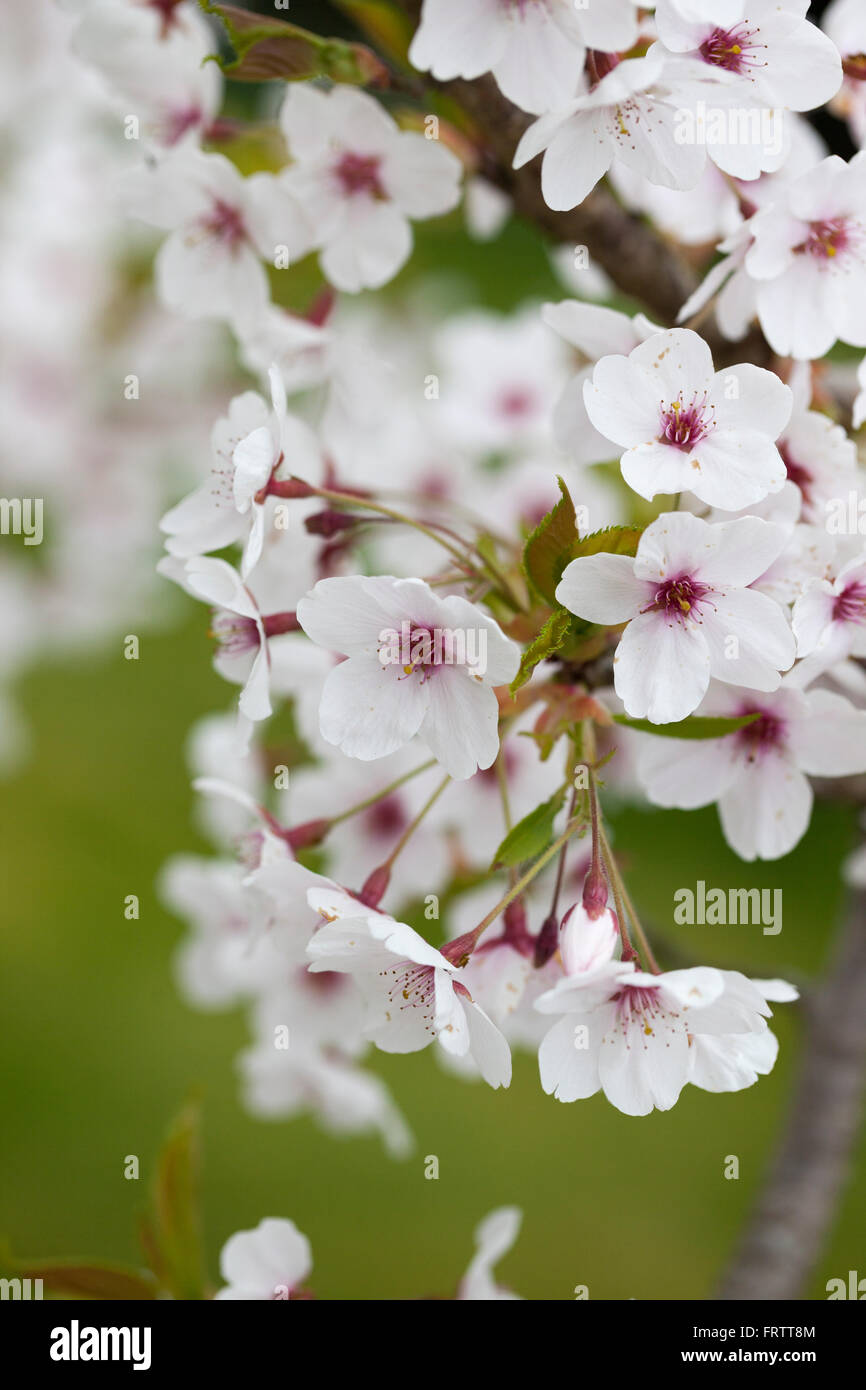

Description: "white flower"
689 975 799 1094
159 374 320 577
306 898 512 1089
556 511 794 724
239 1040 413 1157
636 684 866 859
409 0 639 116
215 1218 312 1300
124 148 311 324
431 307 569 457
537 955 735 1115
824 0 866 149
559 903 620 977
158 555 272 730
71 0 222 148
458 1207 523 1301
513 53 706 212
741 153 866 358
776 361 859 526
296 576 520 780
541 300 660 465
791 550 866 686
278 85 462 293
581 327 791 509
653 0 842 116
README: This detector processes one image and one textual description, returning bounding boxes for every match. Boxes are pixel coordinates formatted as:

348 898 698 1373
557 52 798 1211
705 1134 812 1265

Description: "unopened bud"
358 863 390 908
581 868 608 920
534 913 559 968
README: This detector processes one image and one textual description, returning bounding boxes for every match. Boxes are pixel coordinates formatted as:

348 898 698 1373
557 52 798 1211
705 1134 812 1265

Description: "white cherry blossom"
556 511 794 723
513 53 706 212
296 576 520 780
215 1218 312 1300
581 327 791 509
636 684 866 859
277 85 462 293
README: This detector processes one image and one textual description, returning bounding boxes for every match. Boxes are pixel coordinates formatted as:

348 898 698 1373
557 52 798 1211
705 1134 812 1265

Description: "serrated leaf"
612 711 760 740
511 607 572 693
569 525 643 562
523 476 578 606
492 788 566 868
200 1 388 85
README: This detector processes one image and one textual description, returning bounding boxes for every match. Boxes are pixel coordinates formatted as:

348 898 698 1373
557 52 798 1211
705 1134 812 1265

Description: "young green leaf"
200 2 388 85
612 711 761 740
492 787 567 868
522 476 578 606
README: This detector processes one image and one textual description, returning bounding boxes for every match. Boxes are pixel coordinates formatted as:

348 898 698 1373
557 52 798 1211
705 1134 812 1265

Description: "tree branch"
716 884 866 1300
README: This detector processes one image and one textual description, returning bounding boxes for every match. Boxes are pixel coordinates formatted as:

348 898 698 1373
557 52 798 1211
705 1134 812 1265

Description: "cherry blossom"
215 1218 312 1300
581 327 791 509
790 549 866 686
124 148 311 324
458 1207 524 1301
636 685 866 860
409 0 639 116
306 897 512 1088
296 576 520 780
536 952 785 1116
513 52 707 212
277 85 462 293
653 0 842 117
556 511 794 723
736 154 866 358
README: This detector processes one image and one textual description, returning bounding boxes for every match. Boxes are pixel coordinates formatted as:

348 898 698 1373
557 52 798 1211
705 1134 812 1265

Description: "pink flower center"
364 793 409 839
210 610 259 656
735 708 787 762
778 440 813 505
699 24 766 76
200 198 248 251
643 574 712 623
833 581 866 625
148 0 185 36
334 152 386 199
607 984 687 1046
164 104 203 146
794 218 855 262
380 961 436 1030
497 386 537 420
659 395 714 451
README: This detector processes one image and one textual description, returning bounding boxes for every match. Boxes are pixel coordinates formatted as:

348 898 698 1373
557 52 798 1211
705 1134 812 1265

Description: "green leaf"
569 524 643 561
200 2 388 85
510 606 573 693
492 788 566 868
522 476 578 606
612 711 760 740
144 1100 206 1301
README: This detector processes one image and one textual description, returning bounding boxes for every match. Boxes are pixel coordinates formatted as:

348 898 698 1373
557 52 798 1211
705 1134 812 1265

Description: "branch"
716 883 866 1300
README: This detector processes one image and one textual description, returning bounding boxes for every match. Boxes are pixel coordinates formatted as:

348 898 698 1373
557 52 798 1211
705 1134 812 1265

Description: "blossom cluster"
50 0 866 1147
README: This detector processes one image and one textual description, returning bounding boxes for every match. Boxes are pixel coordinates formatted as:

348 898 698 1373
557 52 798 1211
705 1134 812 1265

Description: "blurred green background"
2 0 865 1302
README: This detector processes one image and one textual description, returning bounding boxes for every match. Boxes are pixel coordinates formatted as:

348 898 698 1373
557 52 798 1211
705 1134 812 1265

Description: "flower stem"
329 759 437 827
